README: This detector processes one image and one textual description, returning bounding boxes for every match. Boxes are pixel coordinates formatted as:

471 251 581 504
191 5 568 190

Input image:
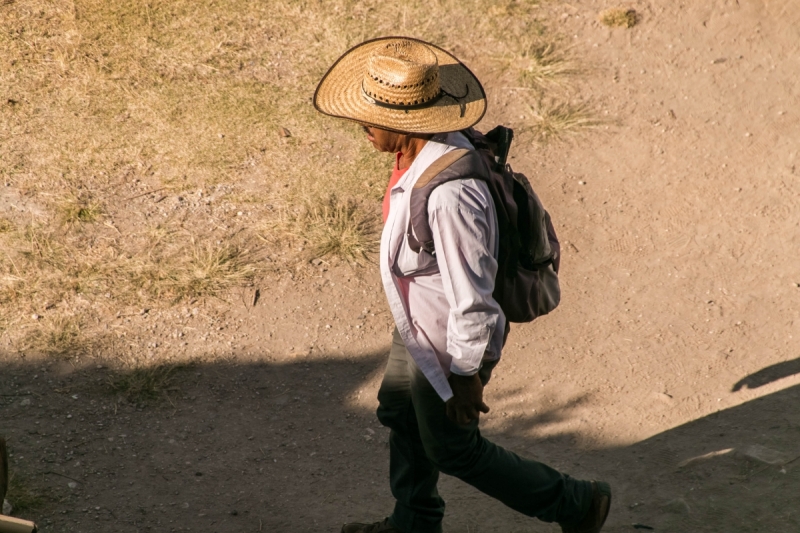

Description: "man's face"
361 125 404 153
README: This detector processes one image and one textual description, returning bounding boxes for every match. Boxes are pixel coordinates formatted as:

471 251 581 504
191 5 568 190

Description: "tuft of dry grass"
1 221 124 319
58 195 103 225
518 42 580 90
0 218 13 233
107 360 188 402
6 472 46 514
267 194 379 265
599 8 638 28
175 240 257 298
19 315 86 358
130 237 259 301
525 100 604 143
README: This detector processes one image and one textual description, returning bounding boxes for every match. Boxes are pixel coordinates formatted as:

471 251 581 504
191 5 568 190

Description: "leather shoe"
560 481 612 533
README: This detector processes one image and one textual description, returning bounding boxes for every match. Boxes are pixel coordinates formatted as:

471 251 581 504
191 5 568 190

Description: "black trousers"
376 329 592 533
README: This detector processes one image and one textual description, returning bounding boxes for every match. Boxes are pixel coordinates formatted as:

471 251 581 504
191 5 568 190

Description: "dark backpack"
406 126 561 323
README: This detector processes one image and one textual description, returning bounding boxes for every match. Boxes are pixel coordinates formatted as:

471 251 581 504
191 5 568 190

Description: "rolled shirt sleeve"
428 179 502 376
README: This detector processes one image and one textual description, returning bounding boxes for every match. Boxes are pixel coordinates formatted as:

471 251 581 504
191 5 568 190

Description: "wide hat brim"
313 37 486 134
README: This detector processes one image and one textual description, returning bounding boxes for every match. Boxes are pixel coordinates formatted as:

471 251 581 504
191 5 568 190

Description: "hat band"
360 83 470 117
361 82 444 111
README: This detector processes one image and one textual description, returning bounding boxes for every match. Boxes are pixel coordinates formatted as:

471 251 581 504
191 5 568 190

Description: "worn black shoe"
341 518 401 533
560 481 612 533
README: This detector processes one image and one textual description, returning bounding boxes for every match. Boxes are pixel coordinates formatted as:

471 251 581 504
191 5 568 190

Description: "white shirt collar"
392 132 472 192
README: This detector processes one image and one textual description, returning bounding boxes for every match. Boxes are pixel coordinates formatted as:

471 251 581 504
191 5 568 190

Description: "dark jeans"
376 329 592 533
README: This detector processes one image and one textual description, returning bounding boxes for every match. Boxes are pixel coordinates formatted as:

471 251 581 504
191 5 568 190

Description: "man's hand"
446 372 490 425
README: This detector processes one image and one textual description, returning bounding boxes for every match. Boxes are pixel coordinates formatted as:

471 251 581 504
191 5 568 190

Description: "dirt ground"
2 0 800 532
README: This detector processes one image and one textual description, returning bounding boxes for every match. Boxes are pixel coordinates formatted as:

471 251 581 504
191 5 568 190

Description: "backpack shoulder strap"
407 148 488 254
413 148 471 190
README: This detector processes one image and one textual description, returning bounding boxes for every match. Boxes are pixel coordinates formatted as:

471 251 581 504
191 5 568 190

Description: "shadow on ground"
1 351 798 533
732 357 800 392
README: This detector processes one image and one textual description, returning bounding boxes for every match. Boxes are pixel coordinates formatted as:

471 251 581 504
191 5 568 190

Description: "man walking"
314 37 611 533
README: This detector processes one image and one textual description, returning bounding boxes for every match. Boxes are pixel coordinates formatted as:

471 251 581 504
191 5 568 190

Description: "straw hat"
314 37 486 134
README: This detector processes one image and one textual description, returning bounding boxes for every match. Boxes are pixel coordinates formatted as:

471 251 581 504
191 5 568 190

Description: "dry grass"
1 217 257 299
6 472 46 514
130 237 259 301
19 315 86 358
272 194 380 265
1 222 113 311
0 218 13 233
57 195 103 225
0 0 587 355
518 42 580 90
107 361 184 402
599 8 638 28
525 100 604 143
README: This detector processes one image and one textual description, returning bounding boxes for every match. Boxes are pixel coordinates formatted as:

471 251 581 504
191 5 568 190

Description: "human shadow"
429 383 800 533
593 382 800 533
2 349 800 533
0 349 393 533
732 357 800 391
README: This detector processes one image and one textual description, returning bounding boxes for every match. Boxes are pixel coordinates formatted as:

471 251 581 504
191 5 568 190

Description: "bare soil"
2 1 800 532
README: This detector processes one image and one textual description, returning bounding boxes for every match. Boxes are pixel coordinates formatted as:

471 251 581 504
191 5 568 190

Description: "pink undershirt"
382 152 409 224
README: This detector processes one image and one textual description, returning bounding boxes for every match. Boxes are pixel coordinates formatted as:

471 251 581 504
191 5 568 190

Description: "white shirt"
380 131 506 401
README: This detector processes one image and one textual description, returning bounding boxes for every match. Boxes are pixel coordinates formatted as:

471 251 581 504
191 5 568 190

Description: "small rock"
743 444 788 465
67 482 78 489
662 498 690 514
652 391 673 404
31 314 39 320
278 127 292 138
310 258 323 266
20 398 31 406
3 499 12 515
